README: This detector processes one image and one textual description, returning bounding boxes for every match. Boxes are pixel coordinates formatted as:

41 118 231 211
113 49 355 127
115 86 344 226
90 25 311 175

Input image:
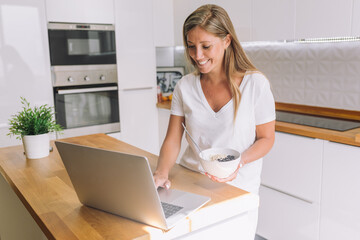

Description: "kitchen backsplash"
156 40 360 111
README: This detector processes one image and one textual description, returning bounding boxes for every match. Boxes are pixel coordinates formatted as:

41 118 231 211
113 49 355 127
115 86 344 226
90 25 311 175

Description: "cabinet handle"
261 183 313 204
57 86 118 94
122 87 153 91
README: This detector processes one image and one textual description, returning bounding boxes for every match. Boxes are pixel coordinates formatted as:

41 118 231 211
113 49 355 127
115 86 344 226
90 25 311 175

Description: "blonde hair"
183 4 257 119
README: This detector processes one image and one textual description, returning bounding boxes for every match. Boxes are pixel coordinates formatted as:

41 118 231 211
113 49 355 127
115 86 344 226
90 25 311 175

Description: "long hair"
183 4 257 119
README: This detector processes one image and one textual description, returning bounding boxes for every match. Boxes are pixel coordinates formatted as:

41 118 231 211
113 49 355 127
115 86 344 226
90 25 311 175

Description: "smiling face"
186 26 230 76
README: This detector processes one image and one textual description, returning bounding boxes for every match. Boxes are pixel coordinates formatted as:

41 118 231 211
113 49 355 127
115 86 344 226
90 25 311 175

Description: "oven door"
54 84 120 131
48 23 116 65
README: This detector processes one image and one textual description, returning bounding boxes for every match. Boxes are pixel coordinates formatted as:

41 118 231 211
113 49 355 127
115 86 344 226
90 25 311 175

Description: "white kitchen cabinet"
158 108 170 148
213 0 252 42
45 0 114 24
171 0 359 44
0 173 47 240
118 88 159 155
258 185 321 240
295 0 353 39
352 0 360 36
173 0 252 45
257 132 324 240
252 0 295 41
261 132 324 203
173 0 203 46
114 0 159 155
153 0 174 47
320 141 360 240
115 0 156 90
158 107 188 163
0 0 53 147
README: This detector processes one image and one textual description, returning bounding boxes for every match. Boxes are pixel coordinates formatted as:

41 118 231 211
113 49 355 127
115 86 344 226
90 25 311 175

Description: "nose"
195 47 204 60
189 46 203 60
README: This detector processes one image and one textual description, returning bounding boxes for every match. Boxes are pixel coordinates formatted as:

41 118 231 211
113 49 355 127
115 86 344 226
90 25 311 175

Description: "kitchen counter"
0 134 258 240
157 101 360 147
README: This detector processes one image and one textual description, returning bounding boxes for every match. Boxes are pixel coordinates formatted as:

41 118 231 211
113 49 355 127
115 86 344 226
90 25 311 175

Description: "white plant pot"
22 133 50 159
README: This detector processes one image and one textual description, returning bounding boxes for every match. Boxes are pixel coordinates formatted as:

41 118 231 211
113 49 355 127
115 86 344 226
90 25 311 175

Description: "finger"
208 174 225 183
164 180 171 189
211 172 237 183
154 179 161 188
154 177 165 189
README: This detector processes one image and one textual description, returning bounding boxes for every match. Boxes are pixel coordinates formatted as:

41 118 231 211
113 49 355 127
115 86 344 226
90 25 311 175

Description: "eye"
203 45 211 50
187 45 195 49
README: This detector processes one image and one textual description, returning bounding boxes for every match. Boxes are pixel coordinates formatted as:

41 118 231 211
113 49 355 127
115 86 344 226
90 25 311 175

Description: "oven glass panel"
48 30 116 65
67 39 101 55
55 89 119 129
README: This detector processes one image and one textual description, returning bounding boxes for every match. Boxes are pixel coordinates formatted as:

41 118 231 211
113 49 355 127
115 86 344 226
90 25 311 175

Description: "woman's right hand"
153 171 171 189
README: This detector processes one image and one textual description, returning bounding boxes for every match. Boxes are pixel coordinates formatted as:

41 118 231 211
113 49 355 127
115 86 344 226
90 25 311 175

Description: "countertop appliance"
276 111 360 131
48 23 120 138
156 67 184 96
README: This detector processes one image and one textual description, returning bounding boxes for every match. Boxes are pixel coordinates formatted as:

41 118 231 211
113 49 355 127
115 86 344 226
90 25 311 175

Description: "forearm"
155 139 181 176
241 136 274 165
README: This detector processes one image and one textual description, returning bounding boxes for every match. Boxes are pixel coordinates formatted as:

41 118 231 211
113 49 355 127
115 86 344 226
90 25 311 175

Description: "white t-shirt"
171 71 276 194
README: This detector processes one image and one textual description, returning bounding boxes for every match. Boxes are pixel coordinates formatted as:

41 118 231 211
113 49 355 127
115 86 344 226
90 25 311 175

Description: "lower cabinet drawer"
257 185 320 240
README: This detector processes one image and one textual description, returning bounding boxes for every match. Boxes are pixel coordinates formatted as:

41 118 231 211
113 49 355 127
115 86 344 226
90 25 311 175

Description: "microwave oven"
48 22 116 66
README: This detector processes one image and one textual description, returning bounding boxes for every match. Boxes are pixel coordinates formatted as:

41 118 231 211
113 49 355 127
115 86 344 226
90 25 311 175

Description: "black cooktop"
276 111 360 132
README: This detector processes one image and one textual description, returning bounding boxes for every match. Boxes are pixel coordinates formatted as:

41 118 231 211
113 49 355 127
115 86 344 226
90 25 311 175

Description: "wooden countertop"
0 134 258 240
157 101 360 147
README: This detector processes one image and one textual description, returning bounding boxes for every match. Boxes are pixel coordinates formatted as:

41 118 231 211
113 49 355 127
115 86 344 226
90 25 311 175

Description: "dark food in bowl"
216 155 235 162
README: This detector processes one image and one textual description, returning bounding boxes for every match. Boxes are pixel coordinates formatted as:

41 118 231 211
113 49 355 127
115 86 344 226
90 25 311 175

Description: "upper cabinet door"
252 0 295 41
352 0 360 36
295 0 352 39
173 0 203 46
214 0 252 42
153 0 174 47
45 0 115 24
173 0 252 45
114 0 156 90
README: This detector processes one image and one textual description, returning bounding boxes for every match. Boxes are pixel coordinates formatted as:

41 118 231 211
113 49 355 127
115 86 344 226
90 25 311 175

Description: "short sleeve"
254 75 276 125
170 79 185 116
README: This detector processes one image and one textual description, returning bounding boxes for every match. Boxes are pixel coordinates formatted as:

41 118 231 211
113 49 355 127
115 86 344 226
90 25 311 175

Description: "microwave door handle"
57 86 118 95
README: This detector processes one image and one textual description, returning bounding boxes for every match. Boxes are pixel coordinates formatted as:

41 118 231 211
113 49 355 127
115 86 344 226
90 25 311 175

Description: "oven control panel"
51 64 117 87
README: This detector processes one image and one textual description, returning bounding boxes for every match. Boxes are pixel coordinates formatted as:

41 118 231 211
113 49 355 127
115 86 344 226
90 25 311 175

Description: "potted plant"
7 97 63 159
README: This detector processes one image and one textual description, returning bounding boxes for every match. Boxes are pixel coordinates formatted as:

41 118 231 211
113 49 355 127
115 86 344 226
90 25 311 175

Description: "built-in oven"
48 23 120 138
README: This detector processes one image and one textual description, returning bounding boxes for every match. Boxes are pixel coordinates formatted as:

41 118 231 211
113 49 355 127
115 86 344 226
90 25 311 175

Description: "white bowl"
199 148 241 179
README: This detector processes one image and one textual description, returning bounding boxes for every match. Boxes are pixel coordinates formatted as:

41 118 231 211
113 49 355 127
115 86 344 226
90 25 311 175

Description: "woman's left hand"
205 163 242 183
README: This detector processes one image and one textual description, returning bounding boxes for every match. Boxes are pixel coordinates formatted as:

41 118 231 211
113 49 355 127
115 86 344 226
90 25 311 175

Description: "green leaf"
7 97 63 139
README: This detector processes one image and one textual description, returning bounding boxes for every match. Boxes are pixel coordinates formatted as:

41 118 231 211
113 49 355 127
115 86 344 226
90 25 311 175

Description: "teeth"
198 60 208 65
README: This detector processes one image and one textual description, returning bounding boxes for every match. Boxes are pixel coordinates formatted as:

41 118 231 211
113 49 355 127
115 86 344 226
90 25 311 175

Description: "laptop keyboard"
161 202 184 218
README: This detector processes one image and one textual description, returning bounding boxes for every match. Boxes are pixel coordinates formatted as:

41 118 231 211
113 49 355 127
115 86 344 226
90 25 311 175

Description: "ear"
224 34 231 49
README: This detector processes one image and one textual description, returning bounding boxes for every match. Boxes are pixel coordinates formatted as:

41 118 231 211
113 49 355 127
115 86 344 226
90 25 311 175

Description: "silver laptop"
55 141 210 230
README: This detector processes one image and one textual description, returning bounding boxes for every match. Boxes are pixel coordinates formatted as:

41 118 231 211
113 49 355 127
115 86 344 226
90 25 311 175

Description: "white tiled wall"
243 41 360 111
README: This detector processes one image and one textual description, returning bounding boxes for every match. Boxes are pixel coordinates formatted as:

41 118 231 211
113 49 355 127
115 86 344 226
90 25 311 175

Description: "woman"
154 4 275 237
